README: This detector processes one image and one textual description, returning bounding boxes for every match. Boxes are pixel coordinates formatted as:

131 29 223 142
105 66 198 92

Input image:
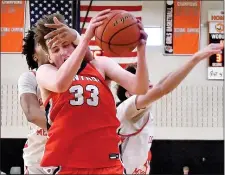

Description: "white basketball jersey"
117 95 154 174
18 71 47 166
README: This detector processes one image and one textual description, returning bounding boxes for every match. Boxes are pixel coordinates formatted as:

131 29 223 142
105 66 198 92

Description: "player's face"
47 40 76 68
34 43 48 65
183 170 189 175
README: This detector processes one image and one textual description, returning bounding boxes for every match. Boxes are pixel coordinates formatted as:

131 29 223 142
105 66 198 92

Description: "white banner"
208 67 224 80
208 10 224 21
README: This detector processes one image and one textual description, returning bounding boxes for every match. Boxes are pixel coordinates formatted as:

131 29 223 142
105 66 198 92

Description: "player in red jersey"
34 10 149 174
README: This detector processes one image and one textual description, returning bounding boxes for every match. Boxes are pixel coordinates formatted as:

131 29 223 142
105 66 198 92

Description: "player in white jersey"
18 14 93 174
19 28 50 174
116 43 223 174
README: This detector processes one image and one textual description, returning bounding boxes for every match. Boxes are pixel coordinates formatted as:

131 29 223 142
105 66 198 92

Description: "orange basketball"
95 10 140 56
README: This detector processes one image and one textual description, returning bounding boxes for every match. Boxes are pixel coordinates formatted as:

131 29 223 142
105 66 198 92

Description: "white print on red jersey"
73 75 100 82
69 85 99 107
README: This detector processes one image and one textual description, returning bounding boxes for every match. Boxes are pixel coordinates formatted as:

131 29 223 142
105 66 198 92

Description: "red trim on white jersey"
30 70 36 76
119 114 150 138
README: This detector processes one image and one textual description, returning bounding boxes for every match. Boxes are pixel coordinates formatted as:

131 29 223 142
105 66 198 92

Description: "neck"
38 62 42 68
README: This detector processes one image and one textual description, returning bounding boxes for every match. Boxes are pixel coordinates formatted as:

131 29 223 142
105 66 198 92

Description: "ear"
46 54 53 64
125 91 130 98
33 54 38 62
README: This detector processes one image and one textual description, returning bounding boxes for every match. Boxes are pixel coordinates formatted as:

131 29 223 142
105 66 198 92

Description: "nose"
60 48 69 57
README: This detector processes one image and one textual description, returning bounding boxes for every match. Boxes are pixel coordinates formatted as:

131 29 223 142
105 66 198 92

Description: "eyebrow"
50 45 58 51
50 41 59 50
62 41 69 45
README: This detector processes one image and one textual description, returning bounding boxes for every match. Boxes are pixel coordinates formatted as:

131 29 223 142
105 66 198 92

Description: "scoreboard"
208 10 224 80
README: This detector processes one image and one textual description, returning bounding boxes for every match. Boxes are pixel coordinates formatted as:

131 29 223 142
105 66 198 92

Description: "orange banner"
164 0 201 55
1 0 26 53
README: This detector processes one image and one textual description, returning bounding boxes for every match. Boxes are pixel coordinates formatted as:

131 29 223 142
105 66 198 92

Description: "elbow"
55 81 70 93
133 85 148 95
139 87 148 95
27 117 36 123
135 79 149 95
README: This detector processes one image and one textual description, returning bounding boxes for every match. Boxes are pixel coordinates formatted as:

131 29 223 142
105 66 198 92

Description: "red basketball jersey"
41 63 121 168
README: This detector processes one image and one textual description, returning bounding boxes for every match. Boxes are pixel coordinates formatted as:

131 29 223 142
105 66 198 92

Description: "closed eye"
62 42 70 48
51 47 59 53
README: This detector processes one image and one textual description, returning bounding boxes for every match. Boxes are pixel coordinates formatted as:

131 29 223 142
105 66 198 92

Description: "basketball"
95 10 140 56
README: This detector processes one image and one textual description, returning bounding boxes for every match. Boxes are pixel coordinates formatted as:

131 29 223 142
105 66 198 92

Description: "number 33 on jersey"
45 64 117 124
69 84 99 106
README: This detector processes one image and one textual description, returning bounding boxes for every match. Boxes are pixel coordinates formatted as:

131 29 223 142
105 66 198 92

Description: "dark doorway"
0 138 26 174
150 140 224 174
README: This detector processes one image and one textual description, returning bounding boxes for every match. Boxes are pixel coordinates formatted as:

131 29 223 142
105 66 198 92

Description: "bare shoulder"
35 64 53 102
36 64 55 73
90 56 112 79
36 64 57 80
91 56 118 70
91 56 111 65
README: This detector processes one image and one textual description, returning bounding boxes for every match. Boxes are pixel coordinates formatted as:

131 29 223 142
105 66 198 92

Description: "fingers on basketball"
140 30 148 40
137 22 144 30
96 9 111 18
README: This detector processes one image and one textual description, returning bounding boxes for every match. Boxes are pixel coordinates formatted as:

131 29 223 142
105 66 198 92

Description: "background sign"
1 0 26 53
164 0 201 55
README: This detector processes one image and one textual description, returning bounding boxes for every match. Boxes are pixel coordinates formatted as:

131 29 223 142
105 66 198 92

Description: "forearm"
31 115 47 130
134 47 149 94
160 55 201 94
25 109 47 129
157 73 172 85
56 38 89 90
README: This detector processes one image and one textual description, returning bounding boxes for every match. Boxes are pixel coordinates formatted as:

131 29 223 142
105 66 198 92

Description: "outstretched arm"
135 43 223 111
